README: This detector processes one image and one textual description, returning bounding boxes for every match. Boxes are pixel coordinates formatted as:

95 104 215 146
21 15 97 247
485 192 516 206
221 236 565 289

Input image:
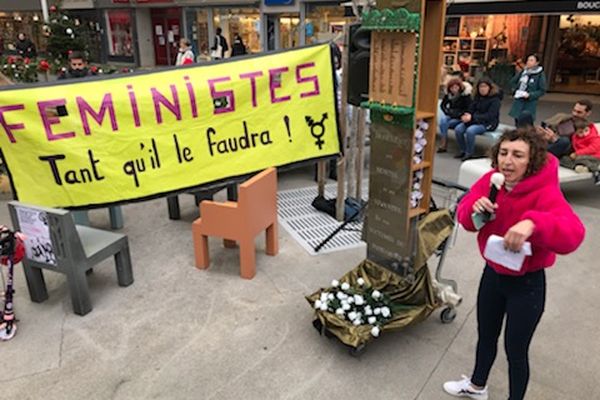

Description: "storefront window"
305 4 348 45
212 8 261 57
279 16 300 49
553 15 600 94
105 10 134 59
194 10 210 60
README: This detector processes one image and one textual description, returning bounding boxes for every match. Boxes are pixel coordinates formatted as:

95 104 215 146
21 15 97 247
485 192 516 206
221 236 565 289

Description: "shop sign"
0 44 339 209
577 1 600 9
264 0 295 6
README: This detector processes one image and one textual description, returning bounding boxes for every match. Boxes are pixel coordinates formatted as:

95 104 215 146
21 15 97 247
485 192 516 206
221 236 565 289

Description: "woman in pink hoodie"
443 128 585 400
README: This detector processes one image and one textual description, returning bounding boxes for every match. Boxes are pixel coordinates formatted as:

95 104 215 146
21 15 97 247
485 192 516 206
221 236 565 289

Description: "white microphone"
483 172 505 220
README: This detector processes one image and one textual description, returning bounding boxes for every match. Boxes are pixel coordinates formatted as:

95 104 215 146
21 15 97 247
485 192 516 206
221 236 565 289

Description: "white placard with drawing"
16 206 56 265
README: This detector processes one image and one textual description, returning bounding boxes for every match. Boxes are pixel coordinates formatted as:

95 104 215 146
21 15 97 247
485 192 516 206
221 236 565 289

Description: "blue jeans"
454 123 487 156
547 136 571 158
439 114 461 138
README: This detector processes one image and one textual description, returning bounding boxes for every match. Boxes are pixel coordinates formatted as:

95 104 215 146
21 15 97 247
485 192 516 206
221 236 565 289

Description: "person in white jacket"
176 38 195 66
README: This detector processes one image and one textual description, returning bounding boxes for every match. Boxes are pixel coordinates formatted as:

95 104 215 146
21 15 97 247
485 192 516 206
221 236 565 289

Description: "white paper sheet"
483 234 532 272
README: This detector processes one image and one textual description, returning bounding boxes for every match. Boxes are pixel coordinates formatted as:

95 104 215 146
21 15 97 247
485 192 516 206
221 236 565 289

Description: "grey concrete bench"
458 158 593 188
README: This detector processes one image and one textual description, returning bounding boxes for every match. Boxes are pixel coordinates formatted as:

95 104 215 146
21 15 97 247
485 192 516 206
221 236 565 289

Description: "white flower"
335 308 345 317
341 282 350 291
372 290 382 300
371 326 381 337
328 293 335 301
66 28 73 35
365 307 373 316
348 311 357 321
331 279 339 287
354 295 365 306
320 292 329 301
353 319 362 326
347 296 354 304
368 316 377 324
320 303 328 311
381 307 391 318
314 300 322 309
357 278 365 286
336 292 347 300
374 307 381 315
342 303 351 311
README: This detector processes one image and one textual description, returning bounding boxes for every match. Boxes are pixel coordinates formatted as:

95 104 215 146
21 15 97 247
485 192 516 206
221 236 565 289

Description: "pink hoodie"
457 155 585 276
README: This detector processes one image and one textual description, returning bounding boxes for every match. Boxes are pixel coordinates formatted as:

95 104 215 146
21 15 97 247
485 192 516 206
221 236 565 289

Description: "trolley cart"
307 178 469 355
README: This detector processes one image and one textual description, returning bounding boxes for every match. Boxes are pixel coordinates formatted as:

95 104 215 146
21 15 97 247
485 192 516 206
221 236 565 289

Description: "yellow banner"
0 44 339 208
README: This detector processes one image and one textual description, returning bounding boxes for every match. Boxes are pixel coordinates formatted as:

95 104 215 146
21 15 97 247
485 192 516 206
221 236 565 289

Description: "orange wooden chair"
192 168 278 279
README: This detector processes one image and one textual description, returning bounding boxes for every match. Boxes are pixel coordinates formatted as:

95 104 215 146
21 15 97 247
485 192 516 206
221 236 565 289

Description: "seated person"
453 78 502 161
537 99 597 158
438 78 471 153
560 117 600 185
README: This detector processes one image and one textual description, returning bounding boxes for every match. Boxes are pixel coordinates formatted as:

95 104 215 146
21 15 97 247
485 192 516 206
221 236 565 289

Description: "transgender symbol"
305 113 328 150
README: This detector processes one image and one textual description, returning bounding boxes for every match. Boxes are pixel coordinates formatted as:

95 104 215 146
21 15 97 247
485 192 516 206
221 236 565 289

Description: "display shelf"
416 110 435 120
409 207 427 218
411 161 431 171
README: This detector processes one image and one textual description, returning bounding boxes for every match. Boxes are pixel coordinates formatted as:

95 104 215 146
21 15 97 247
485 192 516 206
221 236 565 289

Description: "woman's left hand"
504 219 536 252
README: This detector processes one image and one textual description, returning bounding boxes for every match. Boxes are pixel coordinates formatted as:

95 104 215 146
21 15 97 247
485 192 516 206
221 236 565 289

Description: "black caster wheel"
440 307 457 324
349 344 366 357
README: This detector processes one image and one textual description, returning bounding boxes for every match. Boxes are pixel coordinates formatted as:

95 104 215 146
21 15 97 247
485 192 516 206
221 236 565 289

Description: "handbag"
211 39 223 59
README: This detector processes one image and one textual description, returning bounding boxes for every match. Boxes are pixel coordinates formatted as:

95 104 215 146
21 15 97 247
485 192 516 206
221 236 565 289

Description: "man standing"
210 28 229 60
58 51 95 80
538 99 597 158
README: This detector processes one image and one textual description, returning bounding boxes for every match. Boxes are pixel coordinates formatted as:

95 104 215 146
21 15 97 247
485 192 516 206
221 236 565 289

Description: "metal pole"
40 0 49 23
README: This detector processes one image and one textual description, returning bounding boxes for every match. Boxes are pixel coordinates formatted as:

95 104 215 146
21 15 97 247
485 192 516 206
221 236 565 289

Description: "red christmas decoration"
50 5 57 12
38 60 50 71
24 57 31 65
6 56 15 65
90 65 98 74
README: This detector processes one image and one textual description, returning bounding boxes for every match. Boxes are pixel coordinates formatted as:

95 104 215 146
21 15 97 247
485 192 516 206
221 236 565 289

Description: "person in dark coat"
454 77 502 161
231 34 247 57
438 78 472 152
508 54 546 124
210 27 229 59
57 51 96 80
15 33 36 58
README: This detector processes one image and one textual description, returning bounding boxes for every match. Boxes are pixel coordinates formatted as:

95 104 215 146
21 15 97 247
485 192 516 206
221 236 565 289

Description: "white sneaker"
443 375 488 400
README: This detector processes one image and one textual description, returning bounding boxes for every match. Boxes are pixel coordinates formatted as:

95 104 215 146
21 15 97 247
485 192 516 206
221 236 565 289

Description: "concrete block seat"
458 157 593 188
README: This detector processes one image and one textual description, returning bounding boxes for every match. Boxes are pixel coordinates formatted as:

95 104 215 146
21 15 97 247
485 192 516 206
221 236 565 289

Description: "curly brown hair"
490 127 547 177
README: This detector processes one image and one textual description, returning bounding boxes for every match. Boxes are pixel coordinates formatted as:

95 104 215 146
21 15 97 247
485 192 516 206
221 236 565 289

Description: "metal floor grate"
277 183 368 255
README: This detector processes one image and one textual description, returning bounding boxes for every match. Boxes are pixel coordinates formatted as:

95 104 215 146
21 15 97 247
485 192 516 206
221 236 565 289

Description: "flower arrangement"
411 119 428 209
313 277 394 338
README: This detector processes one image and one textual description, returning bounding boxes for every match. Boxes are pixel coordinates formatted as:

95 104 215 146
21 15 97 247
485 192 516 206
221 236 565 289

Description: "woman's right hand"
472 196 498 214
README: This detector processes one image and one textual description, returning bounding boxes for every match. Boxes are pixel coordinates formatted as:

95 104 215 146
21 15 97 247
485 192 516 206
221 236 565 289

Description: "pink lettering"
76 93 118 135
151 85 182 124
296 63 320 98
0 104 25 143
239 71 263 108
269 67 291 103
208 77 235 114
127 84 141 127
37 99 75 141
184 76 198 118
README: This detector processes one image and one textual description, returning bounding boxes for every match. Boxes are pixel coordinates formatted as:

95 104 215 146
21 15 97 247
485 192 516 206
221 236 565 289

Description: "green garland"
361 101 415 127
361 8 421 32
